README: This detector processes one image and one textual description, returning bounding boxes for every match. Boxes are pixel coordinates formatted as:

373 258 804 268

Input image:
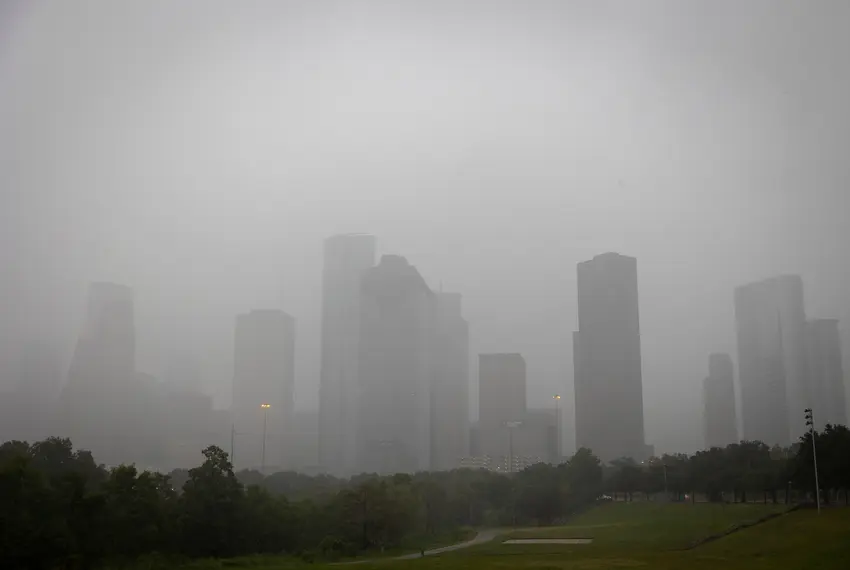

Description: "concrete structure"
703 353 738 449
514 408 558 464
356 255 435 474
734 275 807 445
0 341 63 442
573 253 646 462
431 292 470 470
319 233 376 476
58 282 138 464
232 309 296 471
478 353 527 461
805 319 847 429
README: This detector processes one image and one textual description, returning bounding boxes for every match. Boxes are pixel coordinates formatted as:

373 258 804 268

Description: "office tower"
319 233 376 476
703 353 738 449
734 275 807 445
431 292 470 470
57 282 137 464
67 282 136 389
356 255 435 474
0 341 62 442
232 309 296 471
573 252 646 462
163 351 202 392
478 353 527 462
805 319 847 429
514 408 558 465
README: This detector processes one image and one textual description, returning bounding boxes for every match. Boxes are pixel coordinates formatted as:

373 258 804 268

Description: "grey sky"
1 0 848 454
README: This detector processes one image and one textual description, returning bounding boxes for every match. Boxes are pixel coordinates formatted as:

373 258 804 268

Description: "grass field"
352 504 850 570
170 504 850 569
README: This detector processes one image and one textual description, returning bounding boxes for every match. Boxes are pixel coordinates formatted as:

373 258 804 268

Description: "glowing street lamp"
260 403 271 473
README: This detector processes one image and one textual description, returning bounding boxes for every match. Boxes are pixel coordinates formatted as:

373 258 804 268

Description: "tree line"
1 424 848 568
603 424 850 505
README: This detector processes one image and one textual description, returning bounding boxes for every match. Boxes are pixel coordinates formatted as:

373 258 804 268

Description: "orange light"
260 403 271 409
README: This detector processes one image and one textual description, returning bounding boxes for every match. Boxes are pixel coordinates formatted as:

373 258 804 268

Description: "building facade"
232 309 296 471
703 353 738 449
478 353 527 462
573 253 646 462
57 282 138 465
319 233 376 476
734 275 807 446
430 292 470 470
805 319 847 429
356 255 435 474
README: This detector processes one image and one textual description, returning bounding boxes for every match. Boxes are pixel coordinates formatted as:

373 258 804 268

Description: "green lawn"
350 504 850 570
164 504 850 569
505 502 787 550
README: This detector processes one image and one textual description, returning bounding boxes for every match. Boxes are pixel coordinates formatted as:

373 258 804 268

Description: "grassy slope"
350 504 849 570
185 504 850 569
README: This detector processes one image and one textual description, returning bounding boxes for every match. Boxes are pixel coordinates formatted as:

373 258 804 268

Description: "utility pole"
553 394 561 463
804 408 821 514
231 424 236 466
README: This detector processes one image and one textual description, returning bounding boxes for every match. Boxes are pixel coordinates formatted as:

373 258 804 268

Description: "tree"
561 448 602 510
514 463 568 524
608 458 641 502
178 446 245 557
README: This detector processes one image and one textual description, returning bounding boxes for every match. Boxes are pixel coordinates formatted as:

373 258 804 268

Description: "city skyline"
5 2 850 457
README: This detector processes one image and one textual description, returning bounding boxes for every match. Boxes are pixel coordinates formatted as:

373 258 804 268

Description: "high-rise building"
319 233 375 476
58 282 138 464
68 282 136 389
478 353 526 461
573 253 646 462
356 255 435 474
734 275 807 445
805 319 847 429
431 292 470 470
703 353 738 449
0 340 62 442
232 309 296 471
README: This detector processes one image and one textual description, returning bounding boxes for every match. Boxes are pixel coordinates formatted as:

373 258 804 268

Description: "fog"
1 0 849 457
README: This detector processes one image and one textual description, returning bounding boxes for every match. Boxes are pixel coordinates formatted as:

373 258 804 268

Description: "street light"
260 403 271 473
804 408 821 514
552 395 561 462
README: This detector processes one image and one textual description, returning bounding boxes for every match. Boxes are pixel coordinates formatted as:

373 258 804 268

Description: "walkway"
337 528 501 564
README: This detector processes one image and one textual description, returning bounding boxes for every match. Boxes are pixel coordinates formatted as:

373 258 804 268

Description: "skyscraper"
356 255 435 474
58 282 138 465
319 233 376 476
478 353 526 461
805 319 847 429
232 309 296 471
573 252 646 462
431 292 470 470
734 275 807 445
703 353 738 449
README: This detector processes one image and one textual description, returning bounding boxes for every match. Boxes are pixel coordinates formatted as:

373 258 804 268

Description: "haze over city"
2 0 849 459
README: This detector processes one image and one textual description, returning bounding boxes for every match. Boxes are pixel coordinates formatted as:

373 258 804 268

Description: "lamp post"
552 394 561 462
260 403 271 473
804 408 821 514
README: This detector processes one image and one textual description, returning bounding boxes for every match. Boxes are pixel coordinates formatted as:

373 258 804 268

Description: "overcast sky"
2 0 848 454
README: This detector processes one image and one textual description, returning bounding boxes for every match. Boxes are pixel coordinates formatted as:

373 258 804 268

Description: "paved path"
337 528 501 564
395 528 501 559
